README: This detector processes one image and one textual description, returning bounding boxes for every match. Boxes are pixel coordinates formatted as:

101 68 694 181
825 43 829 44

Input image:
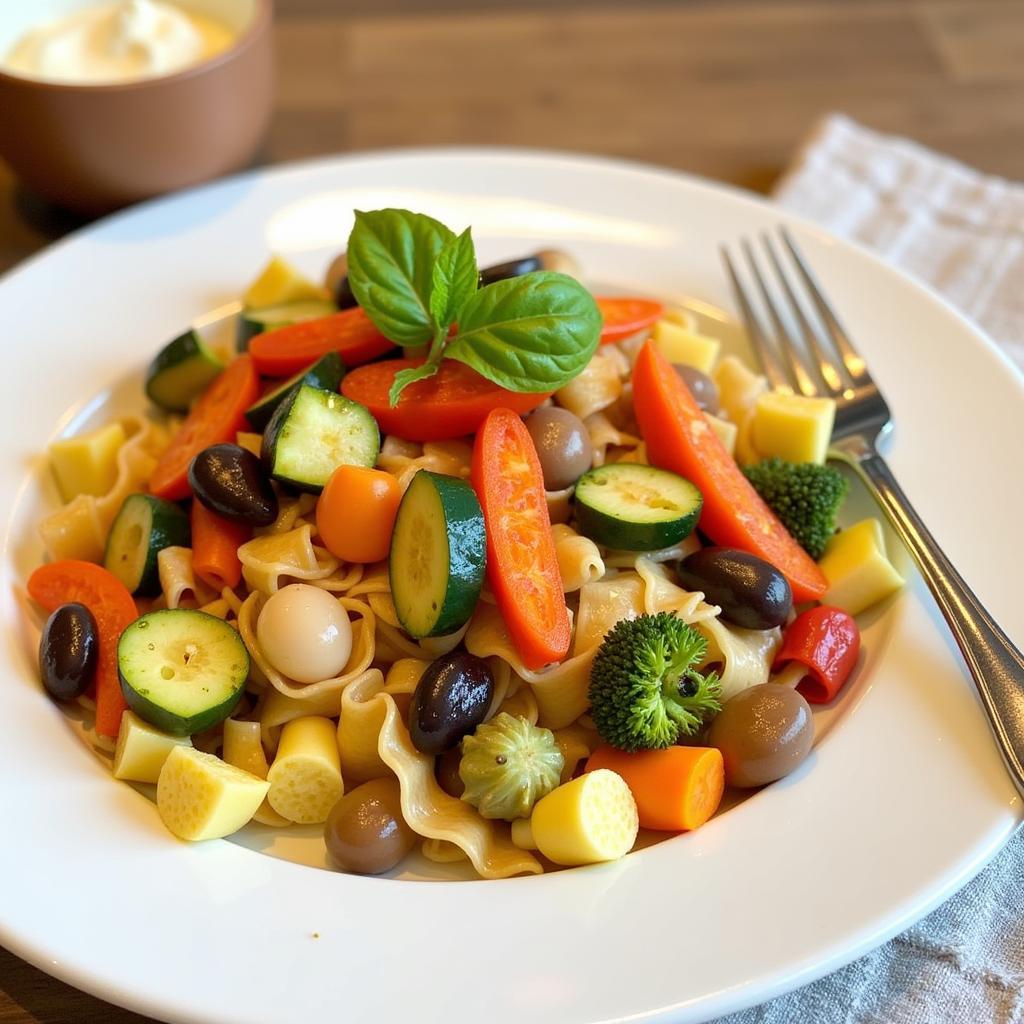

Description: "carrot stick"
190 501 250 591
28 561 138 738
586 744 724 832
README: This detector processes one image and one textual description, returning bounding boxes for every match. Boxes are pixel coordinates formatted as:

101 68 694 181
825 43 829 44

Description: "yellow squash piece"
243 255 330 308
651 319 721 375
266 716 344 824
157 746 270 841
113 711 192 784
752 391 836 464
705 413 737 457
512 768 638 866
48 421 127 503
819 517 905 616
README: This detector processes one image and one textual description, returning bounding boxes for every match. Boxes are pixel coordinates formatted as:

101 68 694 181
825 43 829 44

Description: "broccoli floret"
588 612 722 752
743 457 849 560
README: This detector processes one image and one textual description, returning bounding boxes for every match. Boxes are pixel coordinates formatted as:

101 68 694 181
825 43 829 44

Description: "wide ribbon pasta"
239 524 340 595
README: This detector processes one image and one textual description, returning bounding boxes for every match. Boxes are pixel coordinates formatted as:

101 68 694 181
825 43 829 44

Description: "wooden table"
2 0 1022 1019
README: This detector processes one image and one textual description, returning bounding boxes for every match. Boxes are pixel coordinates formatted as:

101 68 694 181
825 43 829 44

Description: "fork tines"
721 227 871 401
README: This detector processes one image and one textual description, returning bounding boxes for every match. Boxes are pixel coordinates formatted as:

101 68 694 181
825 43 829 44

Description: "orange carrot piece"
586 744 724 832
190 501 250 591
28 561 138 738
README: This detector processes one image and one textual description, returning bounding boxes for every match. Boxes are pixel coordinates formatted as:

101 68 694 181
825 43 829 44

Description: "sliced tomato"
149 355 259 500
249 308 396 376
471 408 570 670
596 296 664 344
341 358 551 442
632 340 827 602
28 561 138 738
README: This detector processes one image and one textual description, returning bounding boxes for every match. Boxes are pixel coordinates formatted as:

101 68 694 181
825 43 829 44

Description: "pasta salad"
27 209 906 878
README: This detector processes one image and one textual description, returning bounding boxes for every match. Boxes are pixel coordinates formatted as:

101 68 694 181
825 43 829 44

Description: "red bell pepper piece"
773 606 860 704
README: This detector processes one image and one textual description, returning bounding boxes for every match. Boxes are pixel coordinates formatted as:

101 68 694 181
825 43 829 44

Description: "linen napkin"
716 113 1024 1024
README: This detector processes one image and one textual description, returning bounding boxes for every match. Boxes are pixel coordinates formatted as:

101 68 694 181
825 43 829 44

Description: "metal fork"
723 227 1024 796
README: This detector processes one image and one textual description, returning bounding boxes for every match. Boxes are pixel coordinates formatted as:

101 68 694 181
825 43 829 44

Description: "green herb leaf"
430 228 478 331
445 271 602 392
387 362 443 407
347 209 455 347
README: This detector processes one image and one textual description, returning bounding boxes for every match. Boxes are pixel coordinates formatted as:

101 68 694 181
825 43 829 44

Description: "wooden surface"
2 0 1023 1020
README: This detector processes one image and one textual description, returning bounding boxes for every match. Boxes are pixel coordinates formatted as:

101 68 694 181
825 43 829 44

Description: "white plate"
1 150 1021 1024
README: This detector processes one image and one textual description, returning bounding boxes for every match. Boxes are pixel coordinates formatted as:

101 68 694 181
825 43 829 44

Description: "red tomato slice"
28 561 138 737
471 408 571 670
632 340 827 603
596 296 664 344
340 359 551 442
149 355 259 500
250 308 396 376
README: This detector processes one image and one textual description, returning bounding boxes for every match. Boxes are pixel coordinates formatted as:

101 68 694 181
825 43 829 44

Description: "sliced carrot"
596 296 664 344
341 358 551 442
632 340 827 602
149 356 259 501
190 501 249 591
28 561 138 738
250 308 396 376
586 744 724 832
471 408 570 670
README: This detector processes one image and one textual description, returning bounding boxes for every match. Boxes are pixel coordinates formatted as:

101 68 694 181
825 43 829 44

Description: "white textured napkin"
716 114 1024 1024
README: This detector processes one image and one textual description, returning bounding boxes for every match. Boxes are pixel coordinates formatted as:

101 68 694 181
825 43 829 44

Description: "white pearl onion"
256 584 352 684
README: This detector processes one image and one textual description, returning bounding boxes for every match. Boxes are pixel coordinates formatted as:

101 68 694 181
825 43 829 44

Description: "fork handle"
836 439 1024 795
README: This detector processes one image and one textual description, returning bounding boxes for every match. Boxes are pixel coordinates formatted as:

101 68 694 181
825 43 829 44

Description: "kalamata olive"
679 547 792 630
324 778 416 874
39 603 97 701
409 652 495 755
435 747 466 798
706 683 813 787
324 251 352 305
478 254 542 288
673 364 720 415
188 443 278 527
524 407 593 491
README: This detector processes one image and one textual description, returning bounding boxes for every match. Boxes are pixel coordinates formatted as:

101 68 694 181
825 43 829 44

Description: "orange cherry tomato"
595 297 664 344
316 465 401 563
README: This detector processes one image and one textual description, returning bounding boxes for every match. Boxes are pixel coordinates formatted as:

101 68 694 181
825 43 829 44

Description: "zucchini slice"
118 610 249 736
236 298 337 352
244 352 345 431
104 493 191 596
261 384 379 493
574 464 702 551
146 329 224 412
389 471 486 638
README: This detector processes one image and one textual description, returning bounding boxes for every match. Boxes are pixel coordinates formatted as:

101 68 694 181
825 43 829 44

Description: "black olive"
188 443 278 527
678 547 792 630
478 254 543 288
673 365 720 415
39 603 97 701
409 652 495 755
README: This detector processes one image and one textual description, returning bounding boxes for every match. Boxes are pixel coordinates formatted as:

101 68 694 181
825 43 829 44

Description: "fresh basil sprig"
347 209 601 406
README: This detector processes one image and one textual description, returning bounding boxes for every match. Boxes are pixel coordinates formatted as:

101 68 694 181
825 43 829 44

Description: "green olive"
706 684 813 788
324 778 415 875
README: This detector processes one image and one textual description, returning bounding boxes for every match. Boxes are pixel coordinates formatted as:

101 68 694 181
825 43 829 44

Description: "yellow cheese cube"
113 711 192 784
48 421 126 502
714 355 767 426
243 256 330 308
157 746 270 841
705 413 737 456
515 769 638 866
266 716 344 824
752 391 836 464
819 518 905 616
651 319 721 374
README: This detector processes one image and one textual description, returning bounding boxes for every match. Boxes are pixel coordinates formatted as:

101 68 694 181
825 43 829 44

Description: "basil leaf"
445 271 601 392
429 229 477 331
347 209 454 347
387 361 442 407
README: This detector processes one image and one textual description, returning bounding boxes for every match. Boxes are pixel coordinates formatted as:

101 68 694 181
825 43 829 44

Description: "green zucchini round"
104 493 191 596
